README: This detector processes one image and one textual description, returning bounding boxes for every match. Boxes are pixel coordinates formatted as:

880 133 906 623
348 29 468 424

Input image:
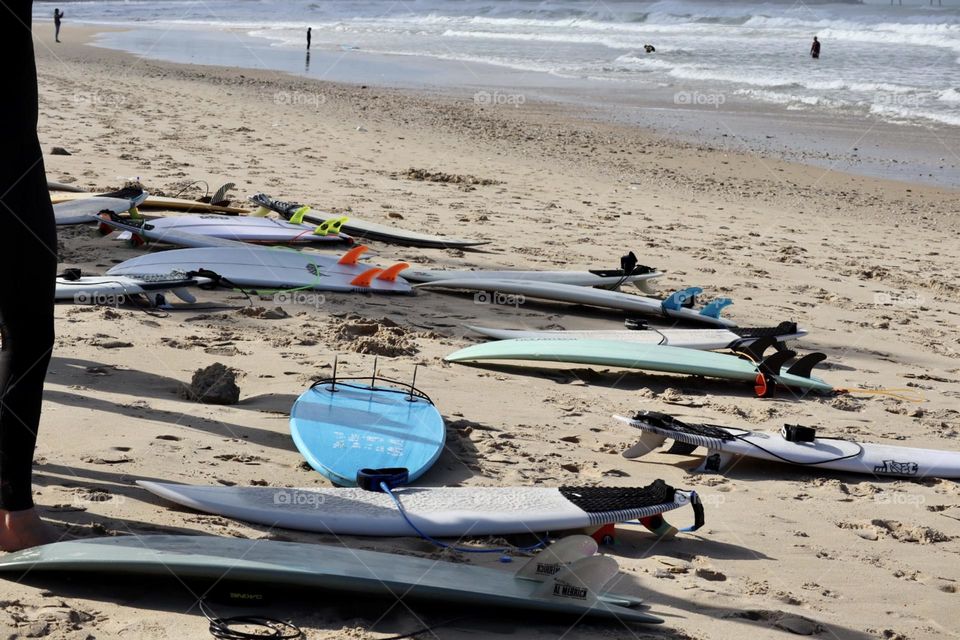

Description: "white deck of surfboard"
417 279 736 327
55 275 207 304
403 269 662 290
119 214 349 245
138 481 690 536
107 246 413 294
54 194 147 225
616 415 960 478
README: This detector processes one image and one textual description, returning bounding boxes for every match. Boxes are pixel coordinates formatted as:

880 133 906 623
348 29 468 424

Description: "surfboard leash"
200 601 303 639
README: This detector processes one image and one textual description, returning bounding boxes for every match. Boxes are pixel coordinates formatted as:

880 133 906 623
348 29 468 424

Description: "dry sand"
3 23 958 640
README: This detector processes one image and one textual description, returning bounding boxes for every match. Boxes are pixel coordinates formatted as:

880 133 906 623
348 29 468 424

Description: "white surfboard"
138 479 702 537
402 267 663 291
106 246 413 294
467 323 807 351
55 273 209 306
617 412 960 478
117 214 352 245
53 188 148 225
417 279 736 327
52 191 248 214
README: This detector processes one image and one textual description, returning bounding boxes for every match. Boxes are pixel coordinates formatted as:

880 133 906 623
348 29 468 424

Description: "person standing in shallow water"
810 36 821 59
54 8 63 43
306 27 312 51
0 0 60 551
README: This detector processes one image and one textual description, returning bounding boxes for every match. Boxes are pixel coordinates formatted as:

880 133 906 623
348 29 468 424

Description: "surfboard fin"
665 440 699 456
128 206 142 219
350 268 382 288
251 206 272 218
531 556 617 607
640 491 705 537
700 297 733 318
622 430 668 459
661 287 702 311
314 216 346 236
695 450 736 473
634 278 659 295
515 536 598 583
786 352 827 379
376 263 409 282
290 205 311 225
338 245 370 265
732 335 778 362
757 349 796 378
171 288 197 304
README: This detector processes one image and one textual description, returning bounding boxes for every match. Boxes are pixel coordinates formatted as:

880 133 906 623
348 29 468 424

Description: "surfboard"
250 193 487 249
467 322 808 351
416 279 736 327
616 411 960 478
53 187 148 225
138 478 702 537
0 535 662 623
55 272 209 306
444 339 833 395
106 246 413 295
51 191 248 214
401 267 663 291
290 376 445 487
104 214 353 246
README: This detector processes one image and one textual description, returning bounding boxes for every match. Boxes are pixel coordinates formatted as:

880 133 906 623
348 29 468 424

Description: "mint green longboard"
0 535 662 623
445 339 832 395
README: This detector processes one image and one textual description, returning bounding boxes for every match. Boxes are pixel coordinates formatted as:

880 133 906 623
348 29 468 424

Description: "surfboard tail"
515 536 598 583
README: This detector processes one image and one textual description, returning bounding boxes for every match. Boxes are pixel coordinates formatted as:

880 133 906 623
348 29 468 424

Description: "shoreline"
77 22 960 190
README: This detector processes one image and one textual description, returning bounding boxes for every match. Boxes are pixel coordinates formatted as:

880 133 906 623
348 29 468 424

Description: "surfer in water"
0 0 60 551
307 27 312 51
810 36 821 59
54 8 63 43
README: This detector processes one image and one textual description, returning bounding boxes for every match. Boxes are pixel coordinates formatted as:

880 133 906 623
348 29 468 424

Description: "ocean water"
35 0 960 129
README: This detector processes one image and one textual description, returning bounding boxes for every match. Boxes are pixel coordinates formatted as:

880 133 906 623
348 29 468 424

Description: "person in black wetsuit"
0 0 60 551
54 8 63 43
306 27 311 51
810 36 821 59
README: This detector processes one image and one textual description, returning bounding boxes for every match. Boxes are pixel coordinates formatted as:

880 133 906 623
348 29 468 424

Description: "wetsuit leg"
0 0 58 511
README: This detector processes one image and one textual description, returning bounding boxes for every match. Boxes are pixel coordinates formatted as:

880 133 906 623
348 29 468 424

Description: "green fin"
290 205 310 225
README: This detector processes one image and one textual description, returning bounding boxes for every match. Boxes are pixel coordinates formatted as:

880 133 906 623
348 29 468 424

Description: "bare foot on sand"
0 508 60 552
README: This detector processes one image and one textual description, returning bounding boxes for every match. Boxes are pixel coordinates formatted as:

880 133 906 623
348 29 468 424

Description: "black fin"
733 335 778 361
665 440 699 455
786 352 827 379
757 349 797 377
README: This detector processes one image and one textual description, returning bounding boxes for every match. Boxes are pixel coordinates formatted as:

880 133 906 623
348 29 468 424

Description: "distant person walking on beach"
1 0 60 551
54 8 63 43
810 36 821 59
306 27 312 51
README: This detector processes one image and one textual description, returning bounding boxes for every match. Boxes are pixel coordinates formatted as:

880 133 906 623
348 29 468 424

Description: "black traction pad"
559 480 676 513
730 321 798 338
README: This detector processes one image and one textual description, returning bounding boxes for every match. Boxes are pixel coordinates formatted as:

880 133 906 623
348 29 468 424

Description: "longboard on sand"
53 186 148 225
99 213 353 246
402 266 663 291
0 535 663 623
617 411 960 478
467 321 807 351
250 192 487 249
55 272 210 306
290 376 446 487
138 478 703 537
417 279 736 327
107 245 413 294
445 338 832 395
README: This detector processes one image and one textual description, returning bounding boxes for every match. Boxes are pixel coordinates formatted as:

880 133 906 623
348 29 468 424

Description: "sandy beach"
4 21 959 639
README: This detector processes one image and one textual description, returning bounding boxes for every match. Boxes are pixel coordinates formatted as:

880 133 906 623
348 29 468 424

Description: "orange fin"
338 245 370 266
376 262 410 282
350 267 382 288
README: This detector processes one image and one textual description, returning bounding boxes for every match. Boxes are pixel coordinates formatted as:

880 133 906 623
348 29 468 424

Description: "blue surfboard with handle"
290 375 445 487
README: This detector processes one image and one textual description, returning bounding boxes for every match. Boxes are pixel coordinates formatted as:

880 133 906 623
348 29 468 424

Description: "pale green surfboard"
445 339 832 394
0 535 661 623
